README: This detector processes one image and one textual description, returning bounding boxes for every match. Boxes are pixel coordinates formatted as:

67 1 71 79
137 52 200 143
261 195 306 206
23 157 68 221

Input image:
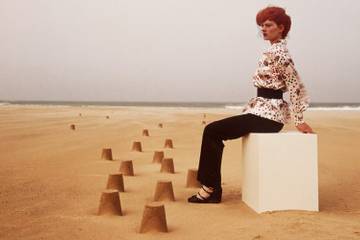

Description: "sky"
0 0 359 103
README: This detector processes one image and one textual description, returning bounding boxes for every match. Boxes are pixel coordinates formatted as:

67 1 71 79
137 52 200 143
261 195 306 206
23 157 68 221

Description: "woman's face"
260 19 284 43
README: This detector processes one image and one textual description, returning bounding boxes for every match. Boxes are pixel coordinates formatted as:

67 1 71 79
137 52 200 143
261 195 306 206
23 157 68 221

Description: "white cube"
241 131 318 213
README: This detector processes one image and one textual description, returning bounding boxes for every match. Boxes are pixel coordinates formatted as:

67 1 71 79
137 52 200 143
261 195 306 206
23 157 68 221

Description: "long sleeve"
270 51 310 126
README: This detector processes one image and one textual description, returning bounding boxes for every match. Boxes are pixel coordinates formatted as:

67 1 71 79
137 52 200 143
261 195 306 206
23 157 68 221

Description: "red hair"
256 6 291 38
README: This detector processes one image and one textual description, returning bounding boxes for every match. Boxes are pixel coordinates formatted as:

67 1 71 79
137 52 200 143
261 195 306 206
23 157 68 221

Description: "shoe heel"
208 188 222 203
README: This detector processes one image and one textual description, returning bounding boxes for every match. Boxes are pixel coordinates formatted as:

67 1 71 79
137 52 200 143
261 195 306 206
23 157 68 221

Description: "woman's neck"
270 38 282 45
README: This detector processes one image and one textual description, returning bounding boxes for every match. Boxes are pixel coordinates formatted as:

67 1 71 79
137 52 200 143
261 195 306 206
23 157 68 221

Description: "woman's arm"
283 58 310 126
271 52 311 126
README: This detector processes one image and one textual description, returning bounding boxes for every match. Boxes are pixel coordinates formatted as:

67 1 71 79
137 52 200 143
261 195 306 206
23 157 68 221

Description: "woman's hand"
296 122 315 134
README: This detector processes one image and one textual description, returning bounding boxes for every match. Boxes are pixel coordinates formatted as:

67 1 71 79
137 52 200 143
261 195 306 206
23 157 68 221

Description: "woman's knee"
204 121 218 134
203 121 225 141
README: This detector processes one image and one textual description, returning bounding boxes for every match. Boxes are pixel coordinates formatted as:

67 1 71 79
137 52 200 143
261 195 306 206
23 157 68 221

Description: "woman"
188 6 315 204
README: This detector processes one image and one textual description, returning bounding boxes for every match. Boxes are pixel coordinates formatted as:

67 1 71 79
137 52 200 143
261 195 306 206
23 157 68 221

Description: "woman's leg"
196 113 284 189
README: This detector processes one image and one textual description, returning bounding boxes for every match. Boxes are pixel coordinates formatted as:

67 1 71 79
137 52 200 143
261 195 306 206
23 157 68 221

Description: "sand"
0 105 359 239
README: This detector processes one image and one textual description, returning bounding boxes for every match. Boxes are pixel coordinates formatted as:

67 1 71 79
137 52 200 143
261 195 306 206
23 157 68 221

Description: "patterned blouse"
241 38 310 126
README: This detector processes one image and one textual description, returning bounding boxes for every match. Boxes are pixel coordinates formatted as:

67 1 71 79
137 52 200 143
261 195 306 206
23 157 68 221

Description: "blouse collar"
272 38 287 46
266 38 287 53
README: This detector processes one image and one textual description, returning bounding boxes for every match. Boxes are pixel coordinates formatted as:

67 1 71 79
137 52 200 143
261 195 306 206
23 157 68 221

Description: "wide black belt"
257 87 283 99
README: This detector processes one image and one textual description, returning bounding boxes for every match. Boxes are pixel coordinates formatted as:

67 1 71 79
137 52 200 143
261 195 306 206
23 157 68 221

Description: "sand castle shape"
164 139 173 148
152 151 164 163
160 158 175 173
119 160 134 176
186 169 201 188
131 141 142 152
139 202 168 233
98 190 123 216
153 180 175 201
106 173 125 192
142 129 149 136
101 148 113 160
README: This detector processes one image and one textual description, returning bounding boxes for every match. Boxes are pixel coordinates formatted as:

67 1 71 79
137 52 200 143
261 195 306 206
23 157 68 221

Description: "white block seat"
241 131 318 213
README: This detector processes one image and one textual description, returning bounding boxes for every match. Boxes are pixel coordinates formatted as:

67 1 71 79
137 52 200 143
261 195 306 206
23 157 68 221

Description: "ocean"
1 101 360 110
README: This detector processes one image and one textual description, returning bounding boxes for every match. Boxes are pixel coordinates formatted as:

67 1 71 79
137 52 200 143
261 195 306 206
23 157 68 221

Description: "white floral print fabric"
242 39 310 126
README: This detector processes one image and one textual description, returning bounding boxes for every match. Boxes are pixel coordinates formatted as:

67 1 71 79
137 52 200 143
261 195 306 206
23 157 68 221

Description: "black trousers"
197 113 284 189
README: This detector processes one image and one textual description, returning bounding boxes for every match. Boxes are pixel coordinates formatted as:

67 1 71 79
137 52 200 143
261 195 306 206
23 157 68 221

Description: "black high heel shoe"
187 186 222 203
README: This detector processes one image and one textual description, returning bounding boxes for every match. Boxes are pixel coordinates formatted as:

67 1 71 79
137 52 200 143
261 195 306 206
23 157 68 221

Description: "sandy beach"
0 105 359 240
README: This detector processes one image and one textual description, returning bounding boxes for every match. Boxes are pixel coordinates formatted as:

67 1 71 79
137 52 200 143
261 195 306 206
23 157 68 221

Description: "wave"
1 101 360 110
225 105 360 111
308 106 360 111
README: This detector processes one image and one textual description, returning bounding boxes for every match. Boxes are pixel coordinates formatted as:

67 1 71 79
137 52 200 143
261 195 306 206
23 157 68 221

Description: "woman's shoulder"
267 41 290 56
267 43 294 65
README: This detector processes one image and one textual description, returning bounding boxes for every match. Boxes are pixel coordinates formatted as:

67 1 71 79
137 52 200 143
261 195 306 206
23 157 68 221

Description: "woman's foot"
187 185 222 203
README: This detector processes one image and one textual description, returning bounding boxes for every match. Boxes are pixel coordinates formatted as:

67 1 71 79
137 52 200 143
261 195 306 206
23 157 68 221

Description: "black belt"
257 87 283 99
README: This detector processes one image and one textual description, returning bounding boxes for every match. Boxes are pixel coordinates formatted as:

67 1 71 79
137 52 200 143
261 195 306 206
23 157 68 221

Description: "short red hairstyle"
256 6 291 38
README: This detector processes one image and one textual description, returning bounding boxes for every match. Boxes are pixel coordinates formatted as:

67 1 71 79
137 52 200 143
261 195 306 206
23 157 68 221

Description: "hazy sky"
0 0 359 102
